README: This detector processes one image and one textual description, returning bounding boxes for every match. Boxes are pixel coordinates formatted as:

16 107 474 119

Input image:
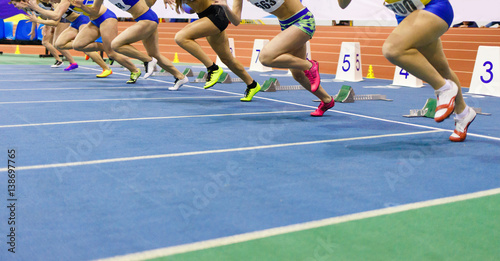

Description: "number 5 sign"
469 46 500 97
335 42 363 82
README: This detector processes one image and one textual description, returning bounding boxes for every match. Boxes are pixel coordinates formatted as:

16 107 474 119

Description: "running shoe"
168 76 189 91
51 61 63 68
126 69 141 84
64 63 78 71
96 69 113 78
240 83 261 102
311 97 335 117
143 57 158 79
204 67 223 89
434 80 458 122
449 107 476 142
304 59 320 92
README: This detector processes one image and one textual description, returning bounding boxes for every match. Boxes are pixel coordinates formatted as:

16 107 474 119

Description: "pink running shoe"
311 97 335 117
64 63 78 71
304 60 320 92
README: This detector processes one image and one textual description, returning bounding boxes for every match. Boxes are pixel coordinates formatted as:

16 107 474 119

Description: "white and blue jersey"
108 0 139 11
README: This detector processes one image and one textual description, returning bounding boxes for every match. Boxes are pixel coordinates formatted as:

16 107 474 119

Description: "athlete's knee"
258 49 274 67
382 40 404 63
72 41 86 52
110 39 122 53
174 31 189 46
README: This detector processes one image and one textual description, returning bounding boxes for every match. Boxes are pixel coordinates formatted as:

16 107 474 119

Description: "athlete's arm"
27 12 59 26
28 0 70 21
29 19 37 40
213 0 243 26
338 0 352 9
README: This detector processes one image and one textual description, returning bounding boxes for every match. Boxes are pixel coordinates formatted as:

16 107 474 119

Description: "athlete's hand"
27 0 37 9
163 0 175 10
27 12 37 23
212 0 228 7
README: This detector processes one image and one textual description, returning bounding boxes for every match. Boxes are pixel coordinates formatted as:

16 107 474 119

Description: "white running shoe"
434 80 458 122
143 57 158 79
168 76 189 91
449 107 476 142
51 61 63 68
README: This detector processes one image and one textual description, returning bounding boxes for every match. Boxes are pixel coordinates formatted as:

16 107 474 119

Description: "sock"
455 106 470 119
438 80 451 92
247 80 257 89
207 63 218 71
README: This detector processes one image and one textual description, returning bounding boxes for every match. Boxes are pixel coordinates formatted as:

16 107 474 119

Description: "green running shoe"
127 69 141 84
240 83 261 102
203 67 223 89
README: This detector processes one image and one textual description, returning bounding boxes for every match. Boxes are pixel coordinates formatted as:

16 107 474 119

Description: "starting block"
195 71 207 82
194 71 244 84
261 78 305 92
332 85 392 102
154 67 194 77
403 98 491 118
216 72 244 84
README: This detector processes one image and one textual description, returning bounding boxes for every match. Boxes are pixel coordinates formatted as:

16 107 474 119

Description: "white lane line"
0 96 239 105
97 187 500 261
0 130 442 172
0 110 311 128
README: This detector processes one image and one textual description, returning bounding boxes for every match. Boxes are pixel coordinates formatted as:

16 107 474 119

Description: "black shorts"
197 5 229 32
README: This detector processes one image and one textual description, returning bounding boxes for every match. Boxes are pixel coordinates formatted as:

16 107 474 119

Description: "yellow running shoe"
96 69 113 78
240 83 261 102
127 69 141 84
203 67 223 89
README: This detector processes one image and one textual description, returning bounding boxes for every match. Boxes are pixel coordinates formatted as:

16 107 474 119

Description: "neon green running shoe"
127 69 141 84
240 83 261 102
203 67 223 89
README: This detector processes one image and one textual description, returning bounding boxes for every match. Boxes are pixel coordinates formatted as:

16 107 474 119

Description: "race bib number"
385 0 425 17
249 0 282 13
109 0 132 11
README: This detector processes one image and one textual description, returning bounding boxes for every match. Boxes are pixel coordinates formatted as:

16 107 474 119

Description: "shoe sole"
434 97 456 122
449 115 476 142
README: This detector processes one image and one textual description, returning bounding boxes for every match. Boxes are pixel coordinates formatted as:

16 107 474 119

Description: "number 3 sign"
469 46 500 97
335 42 363 82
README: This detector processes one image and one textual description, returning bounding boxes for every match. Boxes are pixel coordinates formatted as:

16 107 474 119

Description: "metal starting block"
404 98 491 117
261 78 305 92
154 68 194 77
333 85 392 102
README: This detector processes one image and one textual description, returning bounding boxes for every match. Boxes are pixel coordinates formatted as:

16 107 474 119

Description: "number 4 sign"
469 46 500 97
335 42 363 82
392 66 423 88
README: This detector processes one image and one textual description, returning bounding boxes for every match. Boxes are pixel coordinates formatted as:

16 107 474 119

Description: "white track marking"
0 130 441 172
0 110 310 129
97 187 500 260
0 96 239 105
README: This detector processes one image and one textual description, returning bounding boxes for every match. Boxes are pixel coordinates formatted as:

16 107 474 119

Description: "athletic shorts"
197 5 229 32
91 9 117 28
396 0 454 27
70 15 90 30
279 7 316 38
135 8 158 23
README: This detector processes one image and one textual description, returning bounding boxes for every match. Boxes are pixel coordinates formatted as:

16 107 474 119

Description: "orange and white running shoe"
434 80 458 122
449 107 476 142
